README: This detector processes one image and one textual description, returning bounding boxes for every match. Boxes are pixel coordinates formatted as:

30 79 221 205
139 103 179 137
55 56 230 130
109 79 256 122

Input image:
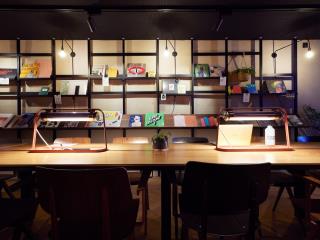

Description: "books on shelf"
127 63 146 77
265 80 287 93
104 111 122 127
210 64 225 77
0 113 15 128
12 113 35 128
129 115 143 127
199 116 217 127
184 115 198 127
37 59 52 78
144 112 164 127
20 63 40 78
0 69 17 83
173 115 186 127
194 64 210 77
58 80 88 95
108 67 118 78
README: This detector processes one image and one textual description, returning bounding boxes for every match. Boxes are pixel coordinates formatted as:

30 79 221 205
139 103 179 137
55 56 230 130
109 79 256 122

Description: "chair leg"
140 187 148 236
272 186 285 212
172 183 179 240
285 186 295 209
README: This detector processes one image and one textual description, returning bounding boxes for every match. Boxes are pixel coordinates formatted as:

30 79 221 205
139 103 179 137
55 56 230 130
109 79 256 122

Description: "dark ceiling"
1 0 320 40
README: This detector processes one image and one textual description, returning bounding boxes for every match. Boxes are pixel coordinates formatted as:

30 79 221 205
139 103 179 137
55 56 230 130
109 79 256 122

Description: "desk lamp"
216 107 292 151
30 108 107 153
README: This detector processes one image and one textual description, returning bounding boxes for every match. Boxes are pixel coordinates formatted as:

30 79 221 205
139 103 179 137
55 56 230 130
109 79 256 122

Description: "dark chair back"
36 167 139 240
172 137 209 144
180 161 271 215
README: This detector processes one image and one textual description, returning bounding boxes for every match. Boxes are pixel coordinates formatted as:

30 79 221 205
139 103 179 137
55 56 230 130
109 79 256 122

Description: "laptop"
217 124 253 147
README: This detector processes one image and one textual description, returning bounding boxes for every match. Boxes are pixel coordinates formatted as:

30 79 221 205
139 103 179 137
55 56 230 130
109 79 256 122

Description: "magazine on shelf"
0 113 15 128
144 112 164 127
0 69 17 83
20 63 40 78
173 115 186 127
129 115 143 127
127 63 146 77
12 113 35 128
58 80 88 95
265 80 287 93
194 64 210 78
91 65 105 77
104 111 122 127
184 115 198 127
199 116 217 127
37 59 52 78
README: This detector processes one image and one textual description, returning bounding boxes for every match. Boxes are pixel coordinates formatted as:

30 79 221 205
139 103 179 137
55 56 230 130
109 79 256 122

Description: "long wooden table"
1 143 320 240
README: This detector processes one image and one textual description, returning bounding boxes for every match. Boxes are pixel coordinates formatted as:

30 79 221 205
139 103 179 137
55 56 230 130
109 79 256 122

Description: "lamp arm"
274 39 302 53
63 40 73 51
167 40 176 52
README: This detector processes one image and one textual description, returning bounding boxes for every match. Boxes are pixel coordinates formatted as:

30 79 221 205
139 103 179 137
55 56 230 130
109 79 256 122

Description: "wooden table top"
0 143 319 169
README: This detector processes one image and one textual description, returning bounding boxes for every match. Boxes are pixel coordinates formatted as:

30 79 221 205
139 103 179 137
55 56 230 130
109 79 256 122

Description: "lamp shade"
40 111 97 122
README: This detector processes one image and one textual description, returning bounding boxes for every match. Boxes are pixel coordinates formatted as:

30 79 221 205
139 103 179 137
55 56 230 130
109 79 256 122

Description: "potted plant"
152 132 170 151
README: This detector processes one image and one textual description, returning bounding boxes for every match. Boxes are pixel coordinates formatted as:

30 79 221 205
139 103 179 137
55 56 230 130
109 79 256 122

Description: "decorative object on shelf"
58 80 88 95
231 85 242 94
147 70 156 78
108 66 118 78
144 112 164 127
91 65 104 77
129 114 143 127
265 80 286 93
39 87 49 95
194 64 210 77
216 107 292 151
30 108 107 153
127 63 146 77
228 55 254 85
20 62 40 78
210 64 225 77
152 131 170 151
0 113 15 128
245 84 257 94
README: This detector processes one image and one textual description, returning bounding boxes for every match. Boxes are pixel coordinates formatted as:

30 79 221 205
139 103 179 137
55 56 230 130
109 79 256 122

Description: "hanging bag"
228 53 252 85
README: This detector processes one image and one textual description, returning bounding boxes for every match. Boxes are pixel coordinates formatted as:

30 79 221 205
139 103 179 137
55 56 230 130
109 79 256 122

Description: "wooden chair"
171 137 209 239
36 167 139 240
0 199 38 240
112 137 150 235
179 161 271 240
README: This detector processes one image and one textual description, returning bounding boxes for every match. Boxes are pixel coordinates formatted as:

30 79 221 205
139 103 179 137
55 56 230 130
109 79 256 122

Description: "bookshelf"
0 39 301 141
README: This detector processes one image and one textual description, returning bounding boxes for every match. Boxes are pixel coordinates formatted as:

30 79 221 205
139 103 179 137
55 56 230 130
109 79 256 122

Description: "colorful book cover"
37 59 52 78
108 66 118 78
266 80 287 93
144 112 164 127
104 111 122 127
20 63 39 78
127 63 146 77
194 64 210 78
0 69 17 79
13 113 35 128
184 115 198 127
129 115 143 127
91 65 104 77
0 113 15 128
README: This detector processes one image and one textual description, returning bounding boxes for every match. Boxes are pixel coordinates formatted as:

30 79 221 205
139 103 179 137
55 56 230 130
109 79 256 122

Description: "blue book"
129 115 143 127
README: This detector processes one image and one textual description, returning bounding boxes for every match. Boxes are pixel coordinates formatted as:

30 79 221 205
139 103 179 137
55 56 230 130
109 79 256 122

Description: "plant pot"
152 138 168 151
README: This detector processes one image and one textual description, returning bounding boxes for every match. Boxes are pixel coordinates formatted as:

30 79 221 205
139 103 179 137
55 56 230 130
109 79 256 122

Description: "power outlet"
161 93 166 101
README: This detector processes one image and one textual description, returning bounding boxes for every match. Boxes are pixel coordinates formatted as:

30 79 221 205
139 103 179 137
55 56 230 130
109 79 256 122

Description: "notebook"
217 124 253 147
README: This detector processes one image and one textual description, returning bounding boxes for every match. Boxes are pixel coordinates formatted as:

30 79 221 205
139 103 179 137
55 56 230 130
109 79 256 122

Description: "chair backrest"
112 137 149 144
180 161 271 215
172 137 209 144
36 167 138 240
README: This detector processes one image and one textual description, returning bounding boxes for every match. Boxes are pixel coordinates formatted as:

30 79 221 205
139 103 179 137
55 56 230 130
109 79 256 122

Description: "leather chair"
112 137 151 236
36 167 139 240
179 161 271 240
171 137 209 239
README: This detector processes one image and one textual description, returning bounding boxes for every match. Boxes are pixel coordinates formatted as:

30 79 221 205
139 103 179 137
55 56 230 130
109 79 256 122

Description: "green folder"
144 112 164 127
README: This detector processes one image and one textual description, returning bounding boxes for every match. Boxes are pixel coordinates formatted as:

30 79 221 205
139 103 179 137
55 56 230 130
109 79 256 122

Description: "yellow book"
108 67 118 78
20 63 40 78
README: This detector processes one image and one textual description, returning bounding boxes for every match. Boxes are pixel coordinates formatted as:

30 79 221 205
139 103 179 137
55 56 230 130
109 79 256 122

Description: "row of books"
0 112 218 129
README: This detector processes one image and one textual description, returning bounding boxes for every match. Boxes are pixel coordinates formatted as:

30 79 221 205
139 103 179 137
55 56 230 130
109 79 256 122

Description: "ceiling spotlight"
59 40 66 58
87 15 96 33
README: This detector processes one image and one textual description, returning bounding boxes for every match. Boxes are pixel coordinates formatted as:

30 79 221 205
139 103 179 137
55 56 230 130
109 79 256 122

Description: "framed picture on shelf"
194 64 210 77
266 80 287 93
127 63 146 77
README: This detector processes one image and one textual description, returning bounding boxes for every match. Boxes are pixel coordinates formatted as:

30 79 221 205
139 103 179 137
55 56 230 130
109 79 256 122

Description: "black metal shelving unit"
0 39 299 140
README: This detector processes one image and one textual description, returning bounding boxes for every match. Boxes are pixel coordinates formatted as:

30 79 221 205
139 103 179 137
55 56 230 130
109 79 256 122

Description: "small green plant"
152 131 171 142
234 67 255 75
